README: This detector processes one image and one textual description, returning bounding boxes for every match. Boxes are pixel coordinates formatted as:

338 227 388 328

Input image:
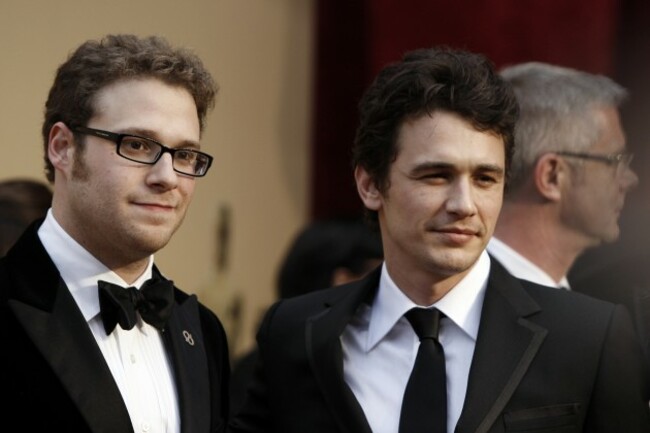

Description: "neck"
494 205 587 283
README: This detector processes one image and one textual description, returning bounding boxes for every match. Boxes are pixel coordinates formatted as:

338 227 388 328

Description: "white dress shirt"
341 251 490 433
38 210 180 433
487 237 570 290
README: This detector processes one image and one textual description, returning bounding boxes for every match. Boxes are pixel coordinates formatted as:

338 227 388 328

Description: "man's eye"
476 174 499 185
175 150 197 162
123 138 151 151
419 172 450 180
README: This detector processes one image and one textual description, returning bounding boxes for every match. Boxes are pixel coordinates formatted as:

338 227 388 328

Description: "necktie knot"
98 277 174 335
405 307 442 341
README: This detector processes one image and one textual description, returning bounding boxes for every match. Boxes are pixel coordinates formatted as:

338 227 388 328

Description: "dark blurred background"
308 0 650 280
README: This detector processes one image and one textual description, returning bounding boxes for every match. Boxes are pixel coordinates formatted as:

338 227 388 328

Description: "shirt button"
141 422 150 432
130 354 136 364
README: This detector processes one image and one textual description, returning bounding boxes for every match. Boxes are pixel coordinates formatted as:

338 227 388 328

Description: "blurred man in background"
485 62 648 369
487 61 637 290
0 178 52 256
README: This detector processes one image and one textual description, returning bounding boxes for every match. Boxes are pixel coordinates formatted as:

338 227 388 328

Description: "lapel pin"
182 330 195 346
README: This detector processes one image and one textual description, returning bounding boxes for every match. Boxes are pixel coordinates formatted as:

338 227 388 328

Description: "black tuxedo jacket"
230 261 650 433
1 223 230 433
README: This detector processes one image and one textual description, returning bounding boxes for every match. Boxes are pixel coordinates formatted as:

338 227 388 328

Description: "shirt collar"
38 210 154 323
487 237 570 289
367 250 490 350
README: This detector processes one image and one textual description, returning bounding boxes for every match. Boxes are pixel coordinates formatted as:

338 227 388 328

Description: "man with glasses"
0 34 230 432
487 62 638 290
486 63 650 376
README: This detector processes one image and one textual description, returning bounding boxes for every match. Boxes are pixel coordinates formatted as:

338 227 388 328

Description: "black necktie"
98 278 174 335
399 307 447 433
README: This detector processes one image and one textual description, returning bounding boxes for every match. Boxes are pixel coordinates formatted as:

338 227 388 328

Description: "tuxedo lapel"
455 261 547 433
306 268 380 433
162 290 210 433
6 226 133 433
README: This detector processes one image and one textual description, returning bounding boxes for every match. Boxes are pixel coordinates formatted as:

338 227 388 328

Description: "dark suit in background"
572 255 650 371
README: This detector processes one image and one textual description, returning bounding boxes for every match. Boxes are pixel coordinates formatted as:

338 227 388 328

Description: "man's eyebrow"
475 163 504 175
409 161 454 174
409 161 504 175
121 128 201 149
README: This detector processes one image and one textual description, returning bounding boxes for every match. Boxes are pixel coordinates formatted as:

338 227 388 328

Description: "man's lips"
437 227 477 235
135 202 176 211
431 226 480 244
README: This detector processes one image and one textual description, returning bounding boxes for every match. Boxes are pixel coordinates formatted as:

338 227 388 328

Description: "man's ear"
48 122 75 174
534 153 567 201
355 165 382 211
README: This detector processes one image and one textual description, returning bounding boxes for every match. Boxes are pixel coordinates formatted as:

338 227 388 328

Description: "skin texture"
356 111 505 305
47 78 201 283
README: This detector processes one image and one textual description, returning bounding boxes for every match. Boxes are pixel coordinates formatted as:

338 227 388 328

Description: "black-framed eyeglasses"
554 150 633 177
73 126 213 177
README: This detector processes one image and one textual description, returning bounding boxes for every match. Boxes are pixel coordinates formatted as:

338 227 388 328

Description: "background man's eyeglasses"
73 126 213 177
554 150 633 177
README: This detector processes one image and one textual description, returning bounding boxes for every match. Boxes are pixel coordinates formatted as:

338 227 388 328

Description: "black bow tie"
98 278 174 335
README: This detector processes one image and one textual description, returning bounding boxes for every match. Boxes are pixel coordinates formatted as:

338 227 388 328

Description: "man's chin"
136 230 174 254
431 251 480 276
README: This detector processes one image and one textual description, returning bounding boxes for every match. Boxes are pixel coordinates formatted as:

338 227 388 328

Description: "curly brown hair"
41 34 218 182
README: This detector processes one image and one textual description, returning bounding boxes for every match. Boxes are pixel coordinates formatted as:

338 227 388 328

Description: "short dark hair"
42 34 218 182
352 47 519 226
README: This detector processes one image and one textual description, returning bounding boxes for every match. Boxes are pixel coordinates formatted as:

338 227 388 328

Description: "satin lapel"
307 268 380 433
6 226 132 433
162 291 210 433
456 261 547 433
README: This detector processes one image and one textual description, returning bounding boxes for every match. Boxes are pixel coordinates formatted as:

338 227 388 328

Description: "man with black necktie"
1 34 230 432
229 47 650 432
